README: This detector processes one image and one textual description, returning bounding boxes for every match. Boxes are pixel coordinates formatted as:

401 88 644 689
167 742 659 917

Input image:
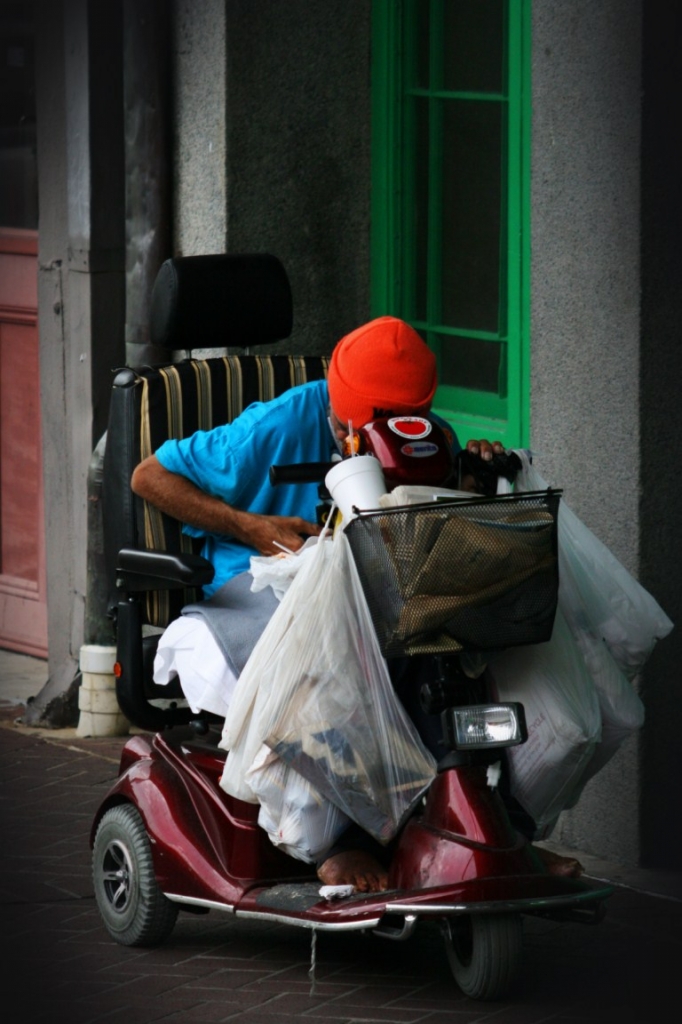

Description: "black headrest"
149 253 293 350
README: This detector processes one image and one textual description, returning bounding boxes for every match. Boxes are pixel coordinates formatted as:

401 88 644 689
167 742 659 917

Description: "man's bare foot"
317 850 389 893
533 845 584 878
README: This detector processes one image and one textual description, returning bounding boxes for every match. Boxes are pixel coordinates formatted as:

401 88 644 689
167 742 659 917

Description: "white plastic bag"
559 630 645 812
487 608 602 836
559 539 646 744
219 529 436 846
249 536 319 600
245 744 350 863
219 537 337 802
504 449 656 825
513 449 673 679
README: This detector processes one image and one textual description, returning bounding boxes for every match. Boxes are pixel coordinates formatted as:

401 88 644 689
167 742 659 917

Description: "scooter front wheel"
442 913 523 1000
93 804 179 947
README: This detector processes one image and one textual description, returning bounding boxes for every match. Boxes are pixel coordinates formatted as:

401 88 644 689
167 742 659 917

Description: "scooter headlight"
443 703 527 750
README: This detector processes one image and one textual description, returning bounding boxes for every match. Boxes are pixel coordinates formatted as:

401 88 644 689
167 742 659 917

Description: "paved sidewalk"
1 650 681 1023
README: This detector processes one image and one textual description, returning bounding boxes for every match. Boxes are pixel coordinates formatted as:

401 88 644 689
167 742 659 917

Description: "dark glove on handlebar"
454 449 522 497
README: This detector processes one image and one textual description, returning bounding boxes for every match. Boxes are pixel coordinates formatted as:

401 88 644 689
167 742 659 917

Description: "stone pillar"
29 0 125 726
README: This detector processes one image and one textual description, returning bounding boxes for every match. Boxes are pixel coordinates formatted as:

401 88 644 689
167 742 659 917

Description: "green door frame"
370 0 531 449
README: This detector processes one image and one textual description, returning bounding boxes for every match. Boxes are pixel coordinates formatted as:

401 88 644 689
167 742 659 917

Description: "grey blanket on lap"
182 571 279 678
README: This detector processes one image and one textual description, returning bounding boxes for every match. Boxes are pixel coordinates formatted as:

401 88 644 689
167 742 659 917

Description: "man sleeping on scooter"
131 315 583 891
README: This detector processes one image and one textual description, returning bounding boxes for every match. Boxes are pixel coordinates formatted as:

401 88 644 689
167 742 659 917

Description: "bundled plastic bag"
513 449 673 679
219 528 436 847
495 449 664 830
488 608 602 836
559 630 645 812
554 564 645 808
245 744 349 863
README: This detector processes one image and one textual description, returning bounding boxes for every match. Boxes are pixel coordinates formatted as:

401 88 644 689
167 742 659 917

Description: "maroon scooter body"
92 726 612 932
357 417 455 489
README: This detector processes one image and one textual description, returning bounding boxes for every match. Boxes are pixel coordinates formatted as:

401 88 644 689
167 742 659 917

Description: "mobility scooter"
90 254 613 1001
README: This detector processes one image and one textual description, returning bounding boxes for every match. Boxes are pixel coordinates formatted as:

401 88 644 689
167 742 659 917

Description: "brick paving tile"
156 1004 290 1024
183 967 309 992
238 978 361 998
81 1006 200 1024
410 1015 503 1024
185 983 292 1010
388 995 478 1014
219 1016 355 1024
227 1012 341 1024
87 988 210 1016
94 973 208 999
232 991 336 1015
306 1003 428 1023
323 985 447 1011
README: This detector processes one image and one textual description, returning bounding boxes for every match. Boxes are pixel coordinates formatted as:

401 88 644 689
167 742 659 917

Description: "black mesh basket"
345 490 562 658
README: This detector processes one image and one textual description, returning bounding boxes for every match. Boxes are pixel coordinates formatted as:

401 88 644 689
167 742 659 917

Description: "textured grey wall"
172 0 371 355
173 0 227 256
222 0 372 355
530 2 644 865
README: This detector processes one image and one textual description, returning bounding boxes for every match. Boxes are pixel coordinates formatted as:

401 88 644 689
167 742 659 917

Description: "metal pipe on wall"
123 0 172 368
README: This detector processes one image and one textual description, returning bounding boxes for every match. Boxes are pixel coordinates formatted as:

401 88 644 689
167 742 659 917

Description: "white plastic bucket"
76 644 129 738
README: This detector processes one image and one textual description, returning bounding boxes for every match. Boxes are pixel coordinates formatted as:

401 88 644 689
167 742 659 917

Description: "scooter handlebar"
454 449 523 496
269 462 336 486
271 449 525 492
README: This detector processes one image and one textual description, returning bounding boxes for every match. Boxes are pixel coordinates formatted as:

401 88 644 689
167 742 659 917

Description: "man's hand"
230 510 321 556
458 438 507 494
466 438 505 462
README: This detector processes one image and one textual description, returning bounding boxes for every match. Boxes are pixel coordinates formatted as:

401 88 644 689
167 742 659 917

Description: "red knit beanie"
327 316 437 428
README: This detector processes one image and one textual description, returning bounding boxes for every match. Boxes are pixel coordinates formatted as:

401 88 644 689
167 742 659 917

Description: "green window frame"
371 0 530 448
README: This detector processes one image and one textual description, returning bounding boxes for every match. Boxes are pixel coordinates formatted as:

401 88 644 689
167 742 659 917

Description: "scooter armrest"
116 547 215 591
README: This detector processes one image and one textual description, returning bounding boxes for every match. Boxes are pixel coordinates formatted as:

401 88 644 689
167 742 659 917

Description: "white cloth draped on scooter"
152 570 280 717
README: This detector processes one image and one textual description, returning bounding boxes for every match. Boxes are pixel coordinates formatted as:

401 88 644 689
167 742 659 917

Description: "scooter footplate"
254 882 402 913
255 883 331 912
235 875 614 932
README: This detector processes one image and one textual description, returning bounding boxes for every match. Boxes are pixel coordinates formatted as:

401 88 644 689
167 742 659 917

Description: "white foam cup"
325 455 387 520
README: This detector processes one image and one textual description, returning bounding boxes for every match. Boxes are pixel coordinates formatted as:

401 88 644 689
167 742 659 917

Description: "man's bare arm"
131 455 320 556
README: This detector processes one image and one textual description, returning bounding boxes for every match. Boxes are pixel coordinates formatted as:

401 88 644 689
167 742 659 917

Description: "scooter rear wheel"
442 913 523 1000
93 804 179 947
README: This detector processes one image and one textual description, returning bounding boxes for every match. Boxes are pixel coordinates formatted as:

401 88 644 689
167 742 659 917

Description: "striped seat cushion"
133 354 329 626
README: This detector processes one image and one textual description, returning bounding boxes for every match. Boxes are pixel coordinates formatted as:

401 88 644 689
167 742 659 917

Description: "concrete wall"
172 0 227 256
172 0 372 356
530 2 645 865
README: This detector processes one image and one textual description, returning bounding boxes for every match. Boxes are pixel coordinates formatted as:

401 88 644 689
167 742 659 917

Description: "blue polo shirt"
155 380 337 595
